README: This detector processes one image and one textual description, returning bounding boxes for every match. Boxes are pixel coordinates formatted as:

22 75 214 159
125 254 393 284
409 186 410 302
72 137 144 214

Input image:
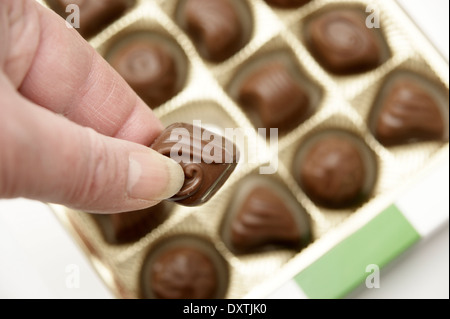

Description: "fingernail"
127 150 184 201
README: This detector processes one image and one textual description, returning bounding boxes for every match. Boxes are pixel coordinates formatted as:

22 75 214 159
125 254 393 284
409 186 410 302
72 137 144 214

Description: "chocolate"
222 176 311 253
264 0 311 9
151 123 239 206
107 36 181 108
150 247 217 299
238 61 310 134
141 236 229 299
373 78 445 146
48 0 134 38
296 134 367 208
178 0 250 62
92 202 171 244
305 8 384 75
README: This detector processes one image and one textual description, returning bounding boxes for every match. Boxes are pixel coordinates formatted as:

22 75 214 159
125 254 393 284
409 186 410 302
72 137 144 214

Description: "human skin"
0 0 184 214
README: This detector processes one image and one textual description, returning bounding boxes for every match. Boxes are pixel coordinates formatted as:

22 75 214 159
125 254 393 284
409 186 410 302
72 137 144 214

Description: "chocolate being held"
151 123 239 206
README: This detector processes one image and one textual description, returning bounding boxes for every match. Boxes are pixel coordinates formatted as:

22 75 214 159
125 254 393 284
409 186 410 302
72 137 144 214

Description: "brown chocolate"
222 176 311 254
179 0 249 62
231 187 304 253
48 0 134 38
151 246 218 299
151 123 239 206
264 0 311 9
238 61 310 134
297 135 366 208
92 202 171 244
305 9 383 75
374 79 445 146
107 37 180 108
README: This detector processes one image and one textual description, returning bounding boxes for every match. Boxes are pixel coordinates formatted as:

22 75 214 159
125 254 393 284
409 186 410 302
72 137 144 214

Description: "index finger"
11 0 163 145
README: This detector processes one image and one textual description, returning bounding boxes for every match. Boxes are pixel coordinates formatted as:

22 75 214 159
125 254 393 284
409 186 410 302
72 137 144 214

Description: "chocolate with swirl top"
305 8 384 75
150 123 239 206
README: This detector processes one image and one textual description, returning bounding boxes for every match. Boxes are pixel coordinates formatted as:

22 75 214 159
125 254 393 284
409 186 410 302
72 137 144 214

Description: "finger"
0 77 184 214
2 0 161 145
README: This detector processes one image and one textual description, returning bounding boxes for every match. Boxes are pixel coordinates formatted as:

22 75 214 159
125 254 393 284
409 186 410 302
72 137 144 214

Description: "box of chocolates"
42 0 448 299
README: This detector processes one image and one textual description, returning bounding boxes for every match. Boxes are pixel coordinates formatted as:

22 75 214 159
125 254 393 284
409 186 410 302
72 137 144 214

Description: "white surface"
267 280 308 299
397 160 449 237
0 199 114 299
0 0 449 299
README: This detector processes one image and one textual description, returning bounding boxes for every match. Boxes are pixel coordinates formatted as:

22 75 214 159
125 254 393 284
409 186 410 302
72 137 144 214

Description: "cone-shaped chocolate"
230 186 302 252
374 79 445 146
224 177 311 253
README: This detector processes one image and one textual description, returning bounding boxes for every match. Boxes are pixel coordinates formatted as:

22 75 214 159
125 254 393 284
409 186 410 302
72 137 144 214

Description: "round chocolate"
297 135 366 208
178 0 251 62
141 236 229 299
264 0 311 9
373 78 446 146
151 247 217 299
48 0 135 38
305 8 384 75
108 37 180 108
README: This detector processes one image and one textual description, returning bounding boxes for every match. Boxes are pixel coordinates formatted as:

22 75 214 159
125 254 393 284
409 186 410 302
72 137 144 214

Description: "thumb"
0 82 184 214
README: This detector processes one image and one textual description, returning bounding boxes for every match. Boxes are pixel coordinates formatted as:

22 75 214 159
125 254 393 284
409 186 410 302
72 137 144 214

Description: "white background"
0 0 449 299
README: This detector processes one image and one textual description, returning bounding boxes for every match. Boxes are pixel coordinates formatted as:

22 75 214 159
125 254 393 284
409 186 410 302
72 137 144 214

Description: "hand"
0 0 184 213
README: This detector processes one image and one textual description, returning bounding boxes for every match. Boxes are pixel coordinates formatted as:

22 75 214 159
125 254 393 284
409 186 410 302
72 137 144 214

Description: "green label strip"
294 205 420 299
